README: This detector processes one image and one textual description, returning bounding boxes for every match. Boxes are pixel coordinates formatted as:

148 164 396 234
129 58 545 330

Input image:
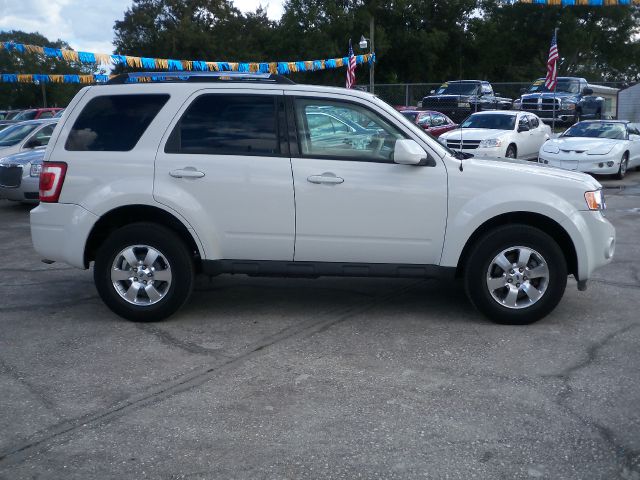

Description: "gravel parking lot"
0 172 639 480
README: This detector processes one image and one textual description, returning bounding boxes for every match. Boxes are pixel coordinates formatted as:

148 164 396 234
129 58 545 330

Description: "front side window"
66 94 169 151
166 94 279 155
294 98 405 162
416 113 432 127
32 124 56 146
431 114 447 127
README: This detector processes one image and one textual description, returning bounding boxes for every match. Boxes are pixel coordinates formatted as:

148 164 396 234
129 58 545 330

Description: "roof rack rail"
106 71 295 85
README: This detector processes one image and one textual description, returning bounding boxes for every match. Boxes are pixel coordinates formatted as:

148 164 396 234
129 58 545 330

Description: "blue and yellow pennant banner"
0 41 375 75
506 0 640 4
0 74 111 84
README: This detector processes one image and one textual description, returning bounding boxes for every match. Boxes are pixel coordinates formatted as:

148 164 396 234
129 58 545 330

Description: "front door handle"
307 173 344 185
169 167 205 179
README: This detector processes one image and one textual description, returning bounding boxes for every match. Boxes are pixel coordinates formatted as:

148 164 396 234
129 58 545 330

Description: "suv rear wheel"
94 223 195 322
464 225 567 325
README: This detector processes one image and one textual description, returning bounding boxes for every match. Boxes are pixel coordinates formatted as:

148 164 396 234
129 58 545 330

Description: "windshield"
13 110 37 121
527 78 580 94
460 114 516 130
0 123 39 147
562 122 627 140
435 83 478 95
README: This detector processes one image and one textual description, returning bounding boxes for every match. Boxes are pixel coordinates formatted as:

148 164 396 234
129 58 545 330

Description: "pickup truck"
420 80 512 123
514 77 619 125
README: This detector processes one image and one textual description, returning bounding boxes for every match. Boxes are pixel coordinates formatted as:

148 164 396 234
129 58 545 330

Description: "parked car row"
0 108 63 131
0 118 57 203
414 77 618 126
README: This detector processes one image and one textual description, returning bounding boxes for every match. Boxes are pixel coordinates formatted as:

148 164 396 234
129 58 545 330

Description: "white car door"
528 115 548 159
516 115 538 159
154 89 295 261
286 92 448 265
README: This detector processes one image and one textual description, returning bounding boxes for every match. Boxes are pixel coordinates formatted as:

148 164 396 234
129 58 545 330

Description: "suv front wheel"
464 225 567 325
94 223 195 322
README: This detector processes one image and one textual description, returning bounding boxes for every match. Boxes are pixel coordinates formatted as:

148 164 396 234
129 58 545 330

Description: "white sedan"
439 111 551 160
538 121 640 179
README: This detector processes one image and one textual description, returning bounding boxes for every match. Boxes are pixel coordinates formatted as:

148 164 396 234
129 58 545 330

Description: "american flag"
545 30 559 91
346 39 356 89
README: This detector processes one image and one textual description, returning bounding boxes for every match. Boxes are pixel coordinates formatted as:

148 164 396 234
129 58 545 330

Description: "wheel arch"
454 211 578 278
84 204 203 269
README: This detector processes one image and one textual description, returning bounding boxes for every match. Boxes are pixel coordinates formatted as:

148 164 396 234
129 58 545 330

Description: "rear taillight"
39 162 67 203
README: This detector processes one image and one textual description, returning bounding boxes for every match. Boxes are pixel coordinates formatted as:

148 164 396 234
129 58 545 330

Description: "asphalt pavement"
0 172 639 479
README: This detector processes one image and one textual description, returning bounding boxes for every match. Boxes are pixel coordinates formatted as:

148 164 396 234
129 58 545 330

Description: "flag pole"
552 27 559 132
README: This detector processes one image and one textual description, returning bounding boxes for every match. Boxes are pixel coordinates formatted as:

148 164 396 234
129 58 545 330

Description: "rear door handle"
307 173 344 185
169 167 205 179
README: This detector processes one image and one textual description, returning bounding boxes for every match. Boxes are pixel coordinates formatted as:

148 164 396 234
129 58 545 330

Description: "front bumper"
0 174 39 203
31 203 99 268
562 210 615 282
521 108 575 123
538 154 622 175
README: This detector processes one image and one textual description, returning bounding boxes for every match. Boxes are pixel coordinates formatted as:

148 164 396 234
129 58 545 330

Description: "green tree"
0 31 91 109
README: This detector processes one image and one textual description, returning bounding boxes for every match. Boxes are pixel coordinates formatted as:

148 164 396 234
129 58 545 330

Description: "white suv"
30 72 615 324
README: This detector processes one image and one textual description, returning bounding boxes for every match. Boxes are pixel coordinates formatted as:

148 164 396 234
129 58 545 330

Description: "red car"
399 109 458 137
11 108 63 121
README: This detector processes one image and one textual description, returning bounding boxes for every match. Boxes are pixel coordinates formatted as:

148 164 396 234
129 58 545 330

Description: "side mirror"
582 87 593 95
393 139 434 166
24 138 41 149
518 124 530 133
430 89 435 94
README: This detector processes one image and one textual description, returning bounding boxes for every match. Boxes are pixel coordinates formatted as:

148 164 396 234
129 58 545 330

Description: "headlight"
479 138 502 148
561 99 576 110
585 190 606 210
513 100 522 110
458 102 470 108
542 144 559 154
30 163 42 177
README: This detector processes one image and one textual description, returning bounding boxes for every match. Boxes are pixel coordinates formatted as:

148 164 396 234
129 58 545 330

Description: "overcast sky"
0 0 285 55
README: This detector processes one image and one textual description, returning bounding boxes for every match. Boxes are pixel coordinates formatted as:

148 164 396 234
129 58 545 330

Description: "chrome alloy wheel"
485 246 549 309
111 245 172 306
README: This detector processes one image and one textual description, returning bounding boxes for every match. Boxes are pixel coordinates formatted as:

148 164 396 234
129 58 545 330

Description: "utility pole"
41 82 47 108
370 15 375 95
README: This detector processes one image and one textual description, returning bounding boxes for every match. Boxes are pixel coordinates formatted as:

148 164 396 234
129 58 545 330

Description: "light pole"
359 16 375 94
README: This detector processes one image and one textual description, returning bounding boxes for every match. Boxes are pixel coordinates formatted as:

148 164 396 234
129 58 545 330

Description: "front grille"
522 98 561 111
446 139 481 150
0 165 22 188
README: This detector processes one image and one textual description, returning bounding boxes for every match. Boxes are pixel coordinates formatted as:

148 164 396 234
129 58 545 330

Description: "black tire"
464 224 568 325
505 144 517 159
94 222 195 322
615 153 628 180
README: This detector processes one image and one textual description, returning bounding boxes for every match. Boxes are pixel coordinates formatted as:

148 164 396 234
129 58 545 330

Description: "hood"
466 156 601 189
0 147 46 165
441 128 510 141
543 137 621 155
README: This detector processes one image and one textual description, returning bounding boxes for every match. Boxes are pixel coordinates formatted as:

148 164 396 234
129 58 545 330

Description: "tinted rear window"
165 94 279 155
65 94 169 151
